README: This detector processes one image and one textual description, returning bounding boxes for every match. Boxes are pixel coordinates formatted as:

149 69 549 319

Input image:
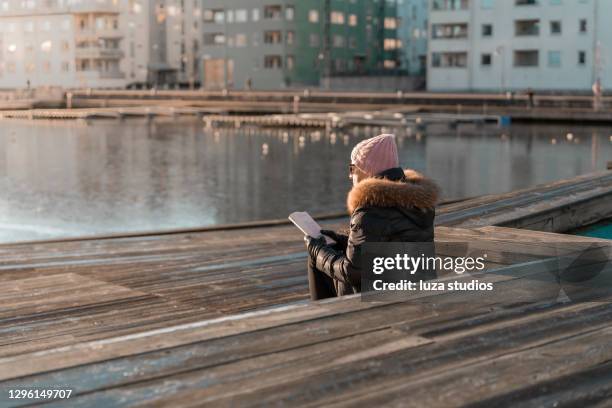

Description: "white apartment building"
0 0 126 88
0 0 200 89
427 0 612 92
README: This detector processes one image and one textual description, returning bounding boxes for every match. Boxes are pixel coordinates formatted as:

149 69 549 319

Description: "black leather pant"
307 254 337 301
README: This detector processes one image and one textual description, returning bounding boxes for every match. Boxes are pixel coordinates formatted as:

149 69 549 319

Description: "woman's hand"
304 235 327 259
321 230 349 249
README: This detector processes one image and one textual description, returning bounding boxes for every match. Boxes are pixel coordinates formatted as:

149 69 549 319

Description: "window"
40 40 52 52
203 33 225 45
515 0 538 5
481 53 492 66
349 14 357 26
286 31 294 45
335 59 346 72
285 6 294 21
309 33 319 47
579 19 587 33
42 61 51 73
384 17 397 29
515 19 540 36
264 31 282 44
431 52 468 68
203 9 224 23
349 37 357 49
61 40 70 52
481 0 494 8
432 23 468 39
309 10 319 23
514 50 539 66
550 21 561 34
252 8 260 21
333 35 345 47
264 55 282 69
482 24 493 37
331 11 345 25
235 9 248 22
432 0 469 10
578 51 586 65
384 38 401 50
264 5 282 19
62 61 70 72
235 34 247 47
384 60 397 69
547 50 561 67
286 55 294 70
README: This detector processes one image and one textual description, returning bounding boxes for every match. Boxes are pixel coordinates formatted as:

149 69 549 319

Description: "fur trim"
347 169 439 213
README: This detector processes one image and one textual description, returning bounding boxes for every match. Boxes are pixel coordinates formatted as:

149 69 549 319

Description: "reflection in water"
0 118 610 242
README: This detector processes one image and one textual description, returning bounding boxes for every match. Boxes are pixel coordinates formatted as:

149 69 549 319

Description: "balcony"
76 28 123 39
515 19 540 36
75 46 124 59
76 70 125 80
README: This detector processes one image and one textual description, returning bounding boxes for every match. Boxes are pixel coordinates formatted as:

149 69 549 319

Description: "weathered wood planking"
0 223 598 361
0 240 610 406
437 170 612 231
0 172 608 363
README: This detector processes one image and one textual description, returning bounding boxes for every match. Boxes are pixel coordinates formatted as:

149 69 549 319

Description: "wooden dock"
0 172 610 406
67 89 612 123
202 112 503 130
0 107 213 120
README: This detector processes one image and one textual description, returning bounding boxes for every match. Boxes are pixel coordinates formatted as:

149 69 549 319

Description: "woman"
306 133 439 300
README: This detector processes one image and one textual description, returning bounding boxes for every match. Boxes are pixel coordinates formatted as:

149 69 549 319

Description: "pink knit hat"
350 134 399 176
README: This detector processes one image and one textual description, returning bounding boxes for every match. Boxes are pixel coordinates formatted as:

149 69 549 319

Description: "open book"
288 212 336 245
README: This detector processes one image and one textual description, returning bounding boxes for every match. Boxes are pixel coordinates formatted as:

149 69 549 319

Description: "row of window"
0 19 70 32
433 0 589 11
203 7 293 24
432 18 588 40
202 31 399 50
0 60 71 75
4 40 70 54
201 7 392 29
431 49 589 68
256 56 397 72
3 38 121 55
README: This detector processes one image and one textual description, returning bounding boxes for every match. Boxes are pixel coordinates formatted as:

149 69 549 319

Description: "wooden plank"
37 300 611 407
173 306 612 407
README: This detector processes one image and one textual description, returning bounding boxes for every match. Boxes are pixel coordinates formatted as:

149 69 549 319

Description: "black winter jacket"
310 167 439 296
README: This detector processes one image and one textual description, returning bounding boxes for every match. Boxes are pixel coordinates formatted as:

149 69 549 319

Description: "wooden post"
293 95 300 114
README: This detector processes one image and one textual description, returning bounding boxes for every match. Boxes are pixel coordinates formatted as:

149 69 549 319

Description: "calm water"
575 219 612 240
0 118 611 243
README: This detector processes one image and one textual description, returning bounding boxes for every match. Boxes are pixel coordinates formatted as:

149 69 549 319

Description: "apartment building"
0 0 203 89
198 0 401 90
0 0 126 88
397 0 428 75
428 0 612 92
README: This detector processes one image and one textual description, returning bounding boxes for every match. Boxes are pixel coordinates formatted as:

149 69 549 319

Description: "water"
575 220 612 240
0 118 611 243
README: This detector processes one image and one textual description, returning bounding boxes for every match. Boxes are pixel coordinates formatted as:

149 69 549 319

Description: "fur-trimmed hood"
347 169 439 214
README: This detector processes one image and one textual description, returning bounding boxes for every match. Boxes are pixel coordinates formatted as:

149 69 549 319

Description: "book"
288 212 336 245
